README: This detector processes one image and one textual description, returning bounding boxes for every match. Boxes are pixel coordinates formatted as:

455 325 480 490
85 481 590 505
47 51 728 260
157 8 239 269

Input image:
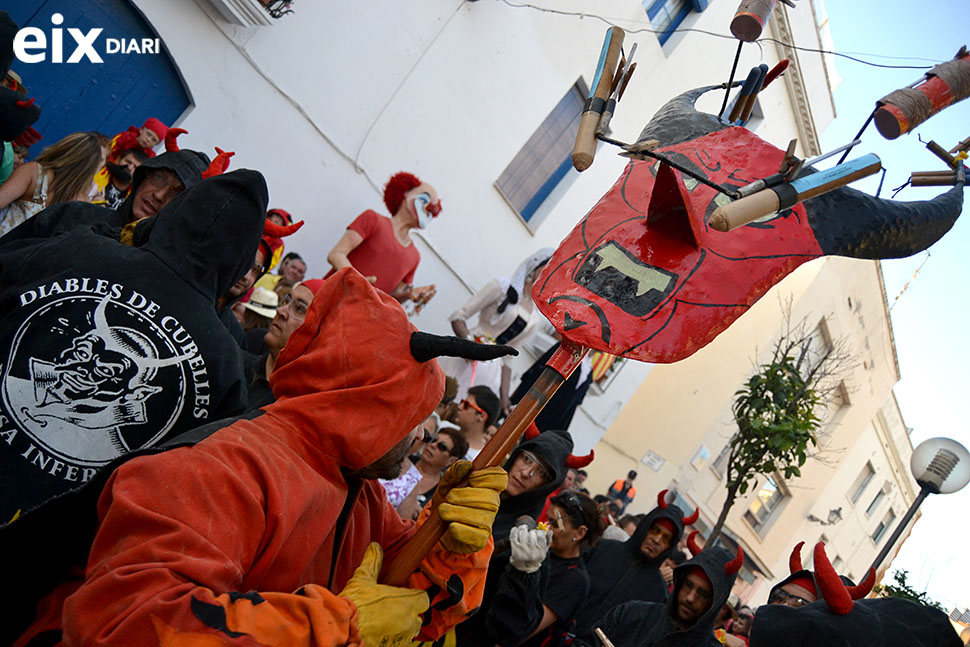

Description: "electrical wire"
497 0 940 70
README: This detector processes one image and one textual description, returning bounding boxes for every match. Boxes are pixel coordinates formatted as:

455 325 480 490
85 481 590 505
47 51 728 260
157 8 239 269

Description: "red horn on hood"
524 422 541 440
686 530 702 557
814 542 854 614
657 489 669 509
682 507 699 526
15 97 35 109
165 127 187 152
790 541 805 574
847 567 876 600
724 545 744 576
264 219 304 238
202 147 234 179
565 449 594 469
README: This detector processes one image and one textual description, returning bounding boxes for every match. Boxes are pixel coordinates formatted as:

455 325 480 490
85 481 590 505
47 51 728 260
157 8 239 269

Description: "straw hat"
244 287 278 318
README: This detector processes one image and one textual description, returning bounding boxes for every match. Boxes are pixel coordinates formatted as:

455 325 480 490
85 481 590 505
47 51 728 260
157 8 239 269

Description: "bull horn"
686 530 702 556
637 85 730 148
789 541 805 574
565 450 594 468
657 489 669 509
724 545 744 576
814 542 854 615
807 180 964 260
682 508 699 525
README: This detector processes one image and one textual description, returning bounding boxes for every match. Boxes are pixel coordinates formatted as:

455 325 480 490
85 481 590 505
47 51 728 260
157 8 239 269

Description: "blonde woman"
0 131 108 236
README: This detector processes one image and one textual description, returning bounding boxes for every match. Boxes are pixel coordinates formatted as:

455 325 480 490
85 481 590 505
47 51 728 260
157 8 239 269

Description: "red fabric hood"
267 268 444 470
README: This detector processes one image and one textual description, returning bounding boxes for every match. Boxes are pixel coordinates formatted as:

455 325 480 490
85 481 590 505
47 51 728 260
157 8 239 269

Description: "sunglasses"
460 399 487 416
767 587 812 607
431 440 453 453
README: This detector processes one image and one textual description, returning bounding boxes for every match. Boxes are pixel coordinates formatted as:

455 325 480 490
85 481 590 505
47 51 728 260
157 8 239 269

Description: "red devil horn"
686 530 702 557
724 545 744 576
524 422 540 440
202 147 234 179
681 507 699 526
165 127 187 152
565 449 594 469
15 97 35 109
814 542 853 614
657 489 669 509
264 219 304 238
847 567 876 600
789 541 805 575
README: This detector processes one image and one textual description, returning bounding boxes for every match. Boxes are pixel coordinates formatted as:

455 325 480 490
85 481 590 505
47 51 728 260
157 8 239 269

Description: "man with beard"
12 269 516 646
572 490 699 636
576 536 744 647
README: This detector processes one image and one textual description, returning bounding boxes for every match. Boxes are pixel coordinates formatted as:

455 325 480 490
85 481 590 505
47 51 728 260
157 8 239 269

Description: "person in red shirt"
327 171 440 305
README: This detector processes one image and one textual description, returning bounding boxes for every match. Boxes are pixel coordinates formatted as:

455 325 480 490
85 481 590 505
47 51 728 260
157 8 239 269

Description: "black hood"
750 597 961 647
494 429 573 540
1 11 16 75
627 497 689 566
138 168 268 301
116 149 211 225
0 13 41 142
668 546 740 638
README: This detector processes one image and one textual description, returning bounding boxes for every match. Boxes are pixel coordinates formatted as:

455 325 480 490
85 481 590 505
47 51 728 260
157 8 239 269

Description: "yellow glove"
338 543 430 647
435 461 508 554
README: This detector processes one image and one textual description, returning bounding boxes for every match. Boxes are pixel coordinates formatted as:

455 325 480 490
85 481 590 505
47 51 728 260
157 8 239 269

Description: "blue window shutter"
689 0 709 11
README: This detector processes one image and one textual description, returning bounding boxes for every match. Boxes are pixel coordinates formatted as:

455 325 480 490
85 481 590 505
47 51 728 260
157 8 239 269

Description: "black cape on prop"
572 498 689 635
750 597 961 647
576 546 740 647
0 169 266 524
455 429 573 647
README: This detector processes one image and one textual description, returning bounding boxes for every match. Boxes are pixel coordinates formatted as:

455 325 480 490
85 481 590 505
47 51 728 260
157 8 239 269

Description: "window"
865 489 885 517
850 462 875 504
872 508 896 544
831 555 843 570
495 80 588 231
744 477 787 533
711 435 734 477
644 0 709 45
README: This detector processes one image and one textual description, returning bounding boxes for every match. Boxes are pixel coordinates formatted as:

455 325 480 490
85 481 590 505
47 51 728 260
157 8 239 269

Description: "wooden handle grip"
380 343 587 586
572 111 602 172
709 189 781 232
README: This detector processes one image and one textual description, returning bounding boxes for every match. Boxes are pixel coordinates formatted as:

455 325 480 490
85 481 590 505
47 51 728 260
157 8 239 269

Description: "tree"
874 569 945 611
707 307 853 543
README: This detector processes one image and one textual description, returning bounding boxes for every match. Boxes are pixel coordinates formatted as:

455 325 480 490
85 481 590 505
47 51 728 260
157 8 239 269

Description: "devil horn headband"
790 541 805 574
724 545 744 576
686 530 702 557
165 127 187 152
657 489 669 509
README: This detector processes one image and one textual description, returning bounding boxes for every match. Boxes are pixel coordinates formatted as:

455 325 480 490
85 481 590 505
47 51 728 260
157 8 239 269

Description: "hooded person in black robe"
0 168 267 524
572 490 698 636
0 12 41 147
750 542 961 647
576 538 744 647
0 147 210 242
454 429 575 647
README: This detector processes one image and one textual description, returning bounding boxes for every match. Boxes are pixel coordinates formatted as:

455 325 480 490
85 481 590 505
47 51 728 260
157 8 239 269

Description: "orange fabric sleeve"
61 454 360 647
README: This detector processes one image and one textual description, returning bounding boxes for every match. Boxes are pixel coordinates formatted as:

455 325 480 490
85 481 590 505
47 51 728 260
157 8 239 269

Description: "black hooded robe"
455 429 574 647
576 546 739 647
572 502 688 636
0 169 267 524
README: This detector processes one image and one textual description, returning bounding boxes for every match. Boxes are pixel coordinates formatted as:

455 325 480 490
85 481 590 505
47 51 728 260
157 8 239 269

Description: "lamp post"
807 507 843 526
870 437 970 573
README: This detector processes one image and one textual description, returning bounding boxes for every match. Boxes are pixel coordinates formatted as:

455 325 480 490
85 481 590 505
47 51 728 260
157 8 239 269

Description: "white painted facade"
128 0 836 456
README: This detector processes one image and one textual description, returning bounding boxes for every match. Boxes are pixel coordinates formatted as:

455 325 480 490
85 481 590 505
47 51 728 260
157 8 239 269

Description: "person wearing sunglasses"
452 385 500 460
488 490 605 647
395 427 470 520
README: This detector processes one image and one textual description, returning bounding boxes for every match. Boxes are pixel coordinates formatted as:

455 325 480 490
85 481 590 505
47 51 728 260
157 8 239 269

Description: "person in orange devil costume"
15 269 515 647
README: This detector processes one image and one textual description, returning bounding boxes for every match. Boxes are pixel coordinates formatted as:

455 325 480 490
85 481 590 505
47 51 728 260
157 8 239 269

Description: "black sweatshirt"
0 169 267 522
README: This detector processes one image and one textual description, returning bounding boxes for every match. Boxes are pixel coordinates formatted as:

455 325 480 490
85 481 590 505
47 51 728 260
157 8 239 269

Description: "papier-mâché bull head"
534 85 964 363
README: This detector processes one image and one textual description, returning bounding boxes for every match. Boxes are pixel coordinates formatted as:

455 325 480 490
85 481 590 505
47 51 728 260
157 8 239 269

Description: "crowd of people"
0 10 961 646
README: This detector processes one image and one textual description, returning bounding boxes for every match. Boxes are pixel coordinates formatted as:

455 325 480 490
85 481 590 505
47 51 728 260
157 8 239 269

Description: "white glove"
508 524 552 573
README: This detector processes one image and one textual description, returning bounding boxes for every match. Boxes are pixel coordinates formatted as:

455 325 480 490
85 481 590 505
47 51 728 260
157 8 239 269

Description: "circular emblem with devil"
1 294 190 467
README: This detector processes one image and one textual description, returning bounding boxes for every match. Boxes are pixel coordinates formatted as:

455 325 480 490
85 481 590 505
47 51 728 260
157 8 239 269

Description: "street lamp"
807 507 843 526
870 437 970 572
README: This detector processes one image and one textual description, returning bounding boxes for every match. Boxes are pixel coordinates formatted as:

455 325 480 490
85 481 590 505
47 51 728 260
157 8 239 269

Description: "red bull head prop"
381 85 965 587
534 85 964 363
